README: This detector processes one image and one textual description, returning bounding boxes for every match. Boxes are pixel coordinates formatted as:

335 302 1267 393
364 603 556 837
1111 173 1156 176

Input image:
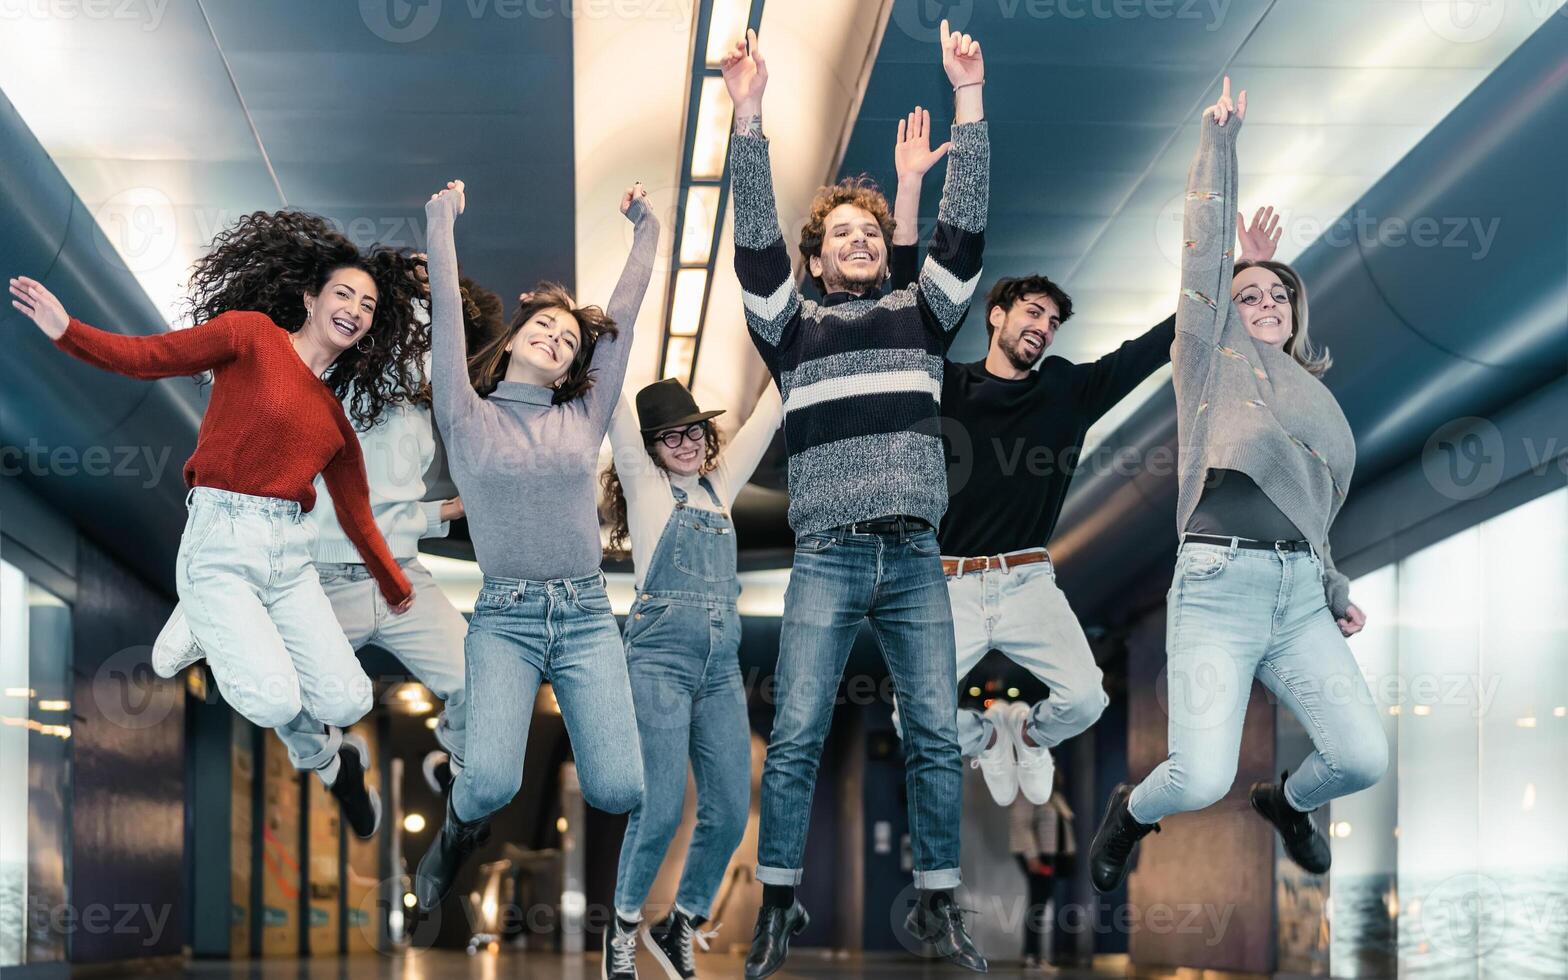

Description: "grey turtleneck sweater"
1173 115 1357 617
425 190 659 581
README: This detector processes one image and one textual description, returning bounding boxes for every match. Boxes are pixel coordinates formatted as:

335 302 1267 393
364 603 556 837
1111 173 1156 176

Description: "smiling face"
652 423 707 477
304 267 378 351
506 306 582 386
1232 265 1294 348
808 203 887 294
988 292 1060 371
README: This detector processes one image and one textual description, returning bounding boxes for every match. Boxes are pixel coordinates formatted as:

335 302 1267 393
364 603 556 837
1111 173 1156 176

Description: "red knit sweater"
56 311 413 605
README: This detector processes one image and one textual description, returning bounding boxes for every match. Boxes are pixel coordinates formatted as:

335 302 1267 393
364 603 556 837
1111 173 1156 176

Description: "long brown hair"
467 282 617 402
1232 259 1331 377
601 423 723 557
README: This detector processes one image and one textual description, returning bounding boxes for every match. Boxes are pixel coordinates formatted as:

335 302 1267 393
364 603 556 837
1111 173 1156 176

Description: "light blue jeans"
1127 540 1389 824
453 572 643 823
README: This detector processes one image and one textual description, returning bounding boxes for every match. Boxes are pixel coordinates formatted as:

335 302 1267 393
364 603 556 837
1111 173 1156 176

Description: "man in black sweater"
890 125 1281 808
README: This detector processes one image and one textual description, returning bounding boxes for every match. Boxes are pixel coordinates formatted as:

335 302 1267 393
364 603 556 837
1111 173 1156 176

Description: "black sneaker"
1250 770 1332 874
644 908 717 979
328 734 381 839
603 914 640 979
413 794 491 911
1088 783 1160 893
422 750 454 797
904 891 988 973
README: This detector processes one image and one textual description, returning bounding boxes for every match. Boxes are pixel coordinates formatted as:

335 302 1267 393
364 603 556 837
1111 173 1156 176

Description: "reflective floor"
163 950 1113 979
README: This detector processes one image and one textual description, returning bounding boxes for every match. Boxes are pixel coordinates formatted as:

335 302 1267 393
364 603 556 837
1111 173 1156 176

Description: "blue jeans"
453 573 644 822
758 524 962 890
613 597 749 920
1128 541 1389 824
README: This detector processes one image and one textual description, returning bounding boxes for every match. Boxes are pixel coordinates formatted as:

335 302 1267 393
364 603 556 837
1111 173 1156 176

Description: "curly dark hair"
185 210 431 429
799 175 896 293
459 275 506 353
600 422 724 557
467 282 617 404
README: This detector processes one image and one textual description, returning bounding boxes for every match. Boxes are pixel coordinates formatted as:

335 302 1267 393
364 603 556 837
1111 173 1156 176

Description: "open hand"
1237 206 1282 262
429 179 466 215
1337 603 1366 638
895 107 952 183
719 28 768 118
940 19 984 88
9 276 70 340
1203 75 1246 127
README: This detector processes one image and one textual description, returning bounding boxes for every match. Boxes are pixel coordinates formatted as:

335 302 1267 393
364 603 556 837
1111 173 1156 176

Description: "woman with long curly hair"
139 213 495 838
413 178 660 913
1087 79 1386 895
9 212 424 832
598 374 781 977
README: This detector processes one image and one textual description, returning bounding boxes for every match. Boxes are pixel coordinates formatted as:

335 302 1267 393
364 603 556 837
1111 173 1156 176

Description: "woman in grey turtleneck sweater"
1089 80 1389 893
411 178 661 911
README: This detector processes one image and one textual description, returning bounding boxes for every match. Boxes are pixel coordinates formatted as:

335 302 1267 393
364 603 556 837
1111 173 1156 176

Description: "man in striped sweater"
720 22 989 978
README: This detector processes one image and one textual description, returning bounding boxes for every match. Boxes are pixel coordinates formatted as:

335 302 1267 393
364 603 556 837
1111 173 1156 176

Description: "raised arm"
606 392 653 516
583 185 659 432
888 106 949 291
321 413 414 608
423 180 486 433
722 30 802 362
1074 315 1178 423
713 380 784 508
915 21 989 343
1174 78 1244 348
12 276 246 377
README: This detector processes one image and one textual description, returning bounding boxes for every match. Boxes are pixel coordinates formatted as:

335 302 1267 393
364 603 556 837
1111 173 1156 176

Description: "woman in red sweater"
10 214 421 822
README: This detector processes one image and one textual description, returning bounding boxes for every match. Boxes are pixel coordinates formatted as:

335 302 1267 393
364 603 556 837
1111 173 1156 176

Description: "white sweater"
609 384 784 589
308 389 449 565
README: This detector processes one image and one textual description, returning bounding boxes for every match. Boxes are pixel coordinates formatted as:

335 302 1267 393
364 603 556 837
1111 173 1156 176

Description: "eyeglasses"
654 423 707 450
1232 284 1292 308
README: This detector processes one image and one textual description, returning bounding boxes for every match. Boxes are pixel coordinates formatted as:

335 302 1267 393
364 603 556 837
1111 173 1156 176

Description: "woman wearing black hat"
598 377 782 979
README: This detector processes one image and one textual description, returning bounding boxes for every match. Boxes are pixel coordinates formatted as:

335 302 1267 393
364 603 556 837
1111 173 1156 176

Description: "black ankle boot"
413 795 490 911
1088 783 1160 893
1250 770 1331 874
328 737 381 839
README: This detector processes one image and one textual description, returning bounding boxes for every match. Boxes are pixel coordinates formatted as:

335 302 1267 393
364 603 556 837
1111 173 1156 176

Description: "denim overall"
612 478 750 920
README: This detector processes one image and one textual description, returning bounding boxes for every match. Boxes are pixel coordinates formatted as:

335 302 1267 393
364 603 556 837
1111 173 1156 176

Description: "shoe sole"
422 751 451 796
151 607 203 679
1248 789 1331 874
641 924 689 980
746 908 809 979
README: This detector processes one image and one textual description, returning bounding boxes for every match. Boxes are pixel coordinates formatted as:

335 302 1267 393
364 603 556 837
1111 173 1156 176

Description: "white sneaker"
971 701 1019 806
151 606 205 679
1008 700 1056 805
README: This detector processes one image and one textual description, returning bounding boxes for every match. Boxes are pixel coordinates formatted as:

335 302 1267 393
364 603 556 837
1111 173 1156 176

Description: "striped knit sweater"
1174 113 1357 616
730 122 989 534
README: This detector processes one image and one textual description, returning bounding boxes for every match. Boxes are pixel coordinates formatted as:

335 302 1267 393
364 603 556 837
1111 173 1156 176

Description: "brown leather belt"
943 549 1052 578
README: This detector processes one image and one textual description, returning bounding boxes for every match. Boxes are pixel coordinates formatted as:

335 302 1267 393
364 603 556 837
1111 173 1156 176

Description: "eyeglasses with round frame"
653 422 708 450
1232 283 1292 307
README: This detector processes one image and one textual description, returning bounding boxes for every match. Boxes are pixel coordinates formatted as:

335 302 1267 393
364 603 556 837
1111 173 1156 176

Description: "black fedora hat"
635 378 725 434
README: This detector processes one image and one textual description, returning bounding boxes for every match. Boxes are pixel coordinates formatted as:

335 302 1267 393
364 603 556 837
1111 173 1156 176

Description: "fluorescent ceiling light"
705 0 754 68
690 77 732 181
664 335 696 382
669 268 709 338
680 185 723 265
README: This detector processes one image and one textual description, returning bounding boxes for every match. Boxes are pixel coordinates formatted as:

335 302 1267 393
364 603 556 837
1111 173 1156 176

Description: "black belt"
1185 533 1313 553
841 515 931 535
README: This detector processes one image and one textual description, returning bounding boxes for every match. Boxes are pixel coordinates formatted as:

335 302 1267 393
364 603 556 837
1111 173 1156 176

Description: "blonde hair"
1233 260 1331 377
